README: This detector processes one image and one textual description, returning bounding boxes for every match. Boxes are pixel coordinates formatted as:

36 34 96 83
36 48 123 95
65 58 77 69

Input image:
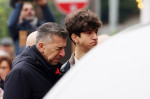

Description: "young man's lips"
91 42 97 45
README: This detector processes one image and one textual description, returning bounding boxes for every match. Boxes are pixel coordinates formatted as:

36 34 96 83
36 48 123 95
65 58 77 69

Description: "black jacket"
4 45 62 99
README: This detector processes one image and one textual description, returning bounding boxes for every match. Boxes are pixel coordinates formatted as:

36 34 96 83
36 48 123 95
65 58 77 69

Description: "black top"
4 45 62 99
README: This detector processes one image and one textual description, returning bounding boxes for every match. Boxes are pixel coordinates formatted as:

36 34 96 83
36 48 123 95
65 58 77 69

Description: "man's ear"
71 33 79 44
37 42 44 53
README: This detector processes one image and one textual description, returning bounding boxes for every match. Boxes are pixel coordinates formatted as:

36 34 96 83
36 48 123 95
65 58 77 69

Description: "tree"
0 0 11 39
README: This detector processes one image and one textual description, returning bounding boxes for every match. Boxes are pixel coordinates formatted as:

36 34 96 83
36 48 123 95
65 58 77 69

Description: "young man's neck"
74 45 89 60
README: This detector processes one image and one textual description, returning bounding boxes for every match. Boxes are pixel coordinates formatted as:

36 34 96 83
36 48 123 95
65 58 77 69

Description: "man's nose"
59 48 65 57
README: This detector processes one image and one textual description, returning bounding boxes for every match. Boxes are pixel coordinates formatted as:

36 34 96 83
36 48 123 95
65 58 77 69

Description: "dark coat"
4 45 62 99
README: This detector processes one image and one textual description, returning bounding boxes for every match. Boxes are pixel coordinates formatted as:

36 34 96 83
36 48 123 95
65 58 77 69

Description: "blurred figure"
0 56 13 90
0 53 11 99
4 22 68 99
26 31 37 47
98 34 110 44
0 87 3 99
0 51 9 57
0 37 14 58
60 10 102 73
12 31 37 68
8 0 55 55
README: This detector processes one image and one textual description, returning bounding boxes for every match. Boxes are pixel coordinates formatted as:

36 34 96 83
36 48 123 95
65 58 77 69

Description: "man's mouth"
91 41 97 45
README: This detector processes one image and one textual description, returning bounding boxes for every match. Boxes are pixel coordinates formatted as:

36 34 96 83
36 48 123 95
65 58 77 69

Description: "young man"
60 10 102 73
4 22 68 99
8 0 55 55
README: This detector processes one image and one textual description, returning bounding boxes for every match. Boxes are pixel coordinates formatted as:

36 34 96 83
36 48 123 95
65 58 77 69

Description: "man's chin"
50 62 59 66
25 17 34 21
48 59 60 65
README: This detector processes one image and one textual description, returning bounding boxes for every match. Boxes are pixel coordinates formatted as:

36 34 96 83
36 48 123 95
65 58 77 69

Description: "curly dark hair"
65 9 102 41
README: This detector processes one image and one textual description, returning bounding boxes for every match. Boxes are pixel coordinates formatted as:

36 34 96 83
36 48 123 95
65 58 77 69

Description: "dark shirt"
0 80 4 90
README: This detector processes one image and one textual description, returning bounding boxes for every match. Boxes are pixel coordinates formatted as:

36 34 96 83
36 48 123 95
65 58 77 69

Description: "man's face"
0 60 11 81
21 3 35 21
40 35 67 65
77 29 98 52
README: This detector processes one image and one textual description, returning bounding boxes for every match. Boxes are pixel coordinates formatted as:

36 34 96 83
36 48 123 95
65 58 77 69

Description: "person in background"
0 56 13 90
12 31 37 68
26 31 37 47
0 37 14 58
0 87 3 99
8 0 55 55
0 51 9 57
0 52 11 99
60 10 102 73
4 22 68 99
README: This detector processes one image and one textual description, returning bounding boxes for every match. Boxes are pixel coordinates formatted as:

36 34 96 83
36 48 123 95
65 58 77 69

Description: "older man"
4 22 68 99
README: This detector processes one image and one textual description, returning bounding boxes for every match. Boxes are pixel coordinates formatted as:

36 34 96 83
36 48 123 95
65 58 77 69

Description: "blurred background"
0 0 148 62
0 0 143 39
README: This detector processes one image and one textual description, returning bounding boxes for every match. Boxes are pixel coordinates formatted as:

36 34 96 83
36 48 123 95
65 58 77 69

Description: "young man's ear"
71 33 79 44
37 42 44 53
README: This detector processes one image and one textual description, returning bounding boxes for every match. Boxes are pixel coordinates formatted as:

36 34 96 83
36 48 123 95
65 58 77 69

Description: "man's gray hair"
36 22 68 45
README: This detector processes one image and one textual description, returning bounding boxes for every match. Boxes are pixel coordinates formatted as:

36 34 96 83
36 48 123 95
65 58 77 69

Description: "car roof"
44 24 150 99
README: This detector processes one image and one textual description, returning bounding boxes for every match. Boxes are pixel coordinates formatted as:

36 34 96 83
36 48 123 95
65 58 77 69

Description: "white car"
44 24 150 99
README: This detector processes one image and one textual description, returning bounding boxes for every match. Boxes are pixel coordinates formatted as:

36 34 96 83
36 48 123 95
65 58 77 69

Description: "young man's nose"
92 32 98 39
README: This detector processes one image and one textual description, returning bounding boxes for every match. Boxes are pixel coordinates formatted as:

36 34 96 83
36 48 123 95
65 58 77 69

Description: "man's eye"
23 8 28 11
56 47 62 50
56 48 60 50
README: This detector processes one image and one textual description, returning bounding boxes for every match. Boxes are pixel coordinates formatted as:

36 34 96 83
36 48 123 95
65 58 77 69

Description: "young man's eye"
96 28 99 33
87 31 92 34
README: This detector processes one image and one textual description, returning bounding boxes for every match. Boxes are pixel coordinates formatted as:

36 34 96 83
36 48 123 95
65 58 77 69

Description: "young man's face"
77 29 98 52
40 35 67 65
21 3 35 21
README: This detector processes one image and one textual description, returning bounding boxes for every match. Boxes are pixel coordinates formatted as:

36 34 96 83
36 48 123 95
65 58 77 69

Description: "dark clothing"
0 80 4 90
60 53 75 73
4 45 62 99
60 61 70 73
8 3 55 55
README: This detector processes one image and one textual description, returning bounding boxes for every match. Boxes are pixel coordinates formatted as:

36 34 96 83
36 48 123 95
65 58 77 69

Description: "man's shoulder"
5 63 31 84
11 61 32 74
